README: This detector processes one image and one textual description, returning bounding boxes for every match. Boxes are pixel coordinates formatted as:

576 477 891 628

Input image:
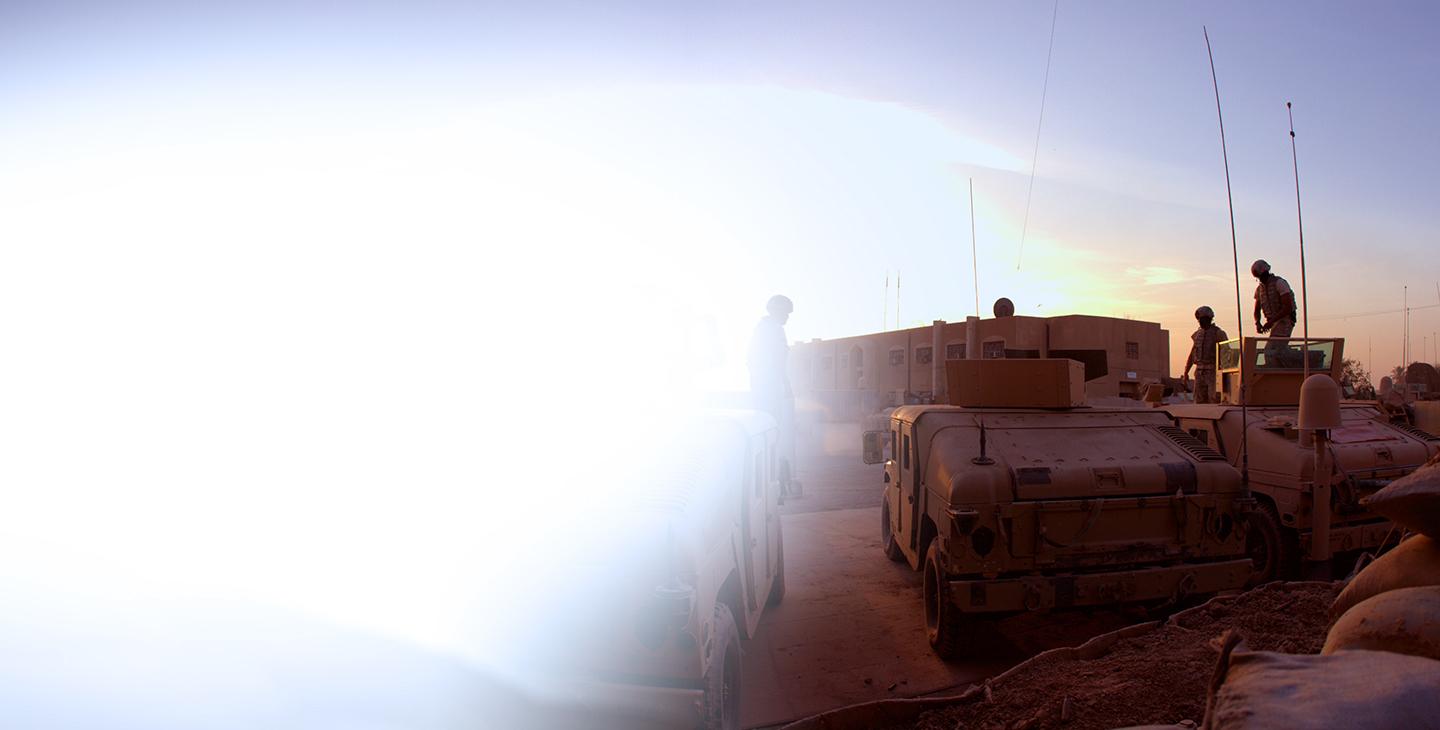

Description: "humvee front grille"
1392 422 1440 442
1155 426 1227 461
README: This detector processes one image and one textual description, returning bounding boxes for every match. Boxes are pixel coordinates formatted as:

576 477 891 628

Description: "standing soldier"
1251 259 1297 337
1252 260 1297 365
1183 305 1228 403
749 295 799 494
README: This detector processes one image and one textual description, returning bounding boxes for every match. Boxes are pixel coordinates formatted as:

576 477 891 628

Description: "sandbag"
1331 533 1440 619
1364 458 1440 538
1205 648 1440 730
1323 585 1440 660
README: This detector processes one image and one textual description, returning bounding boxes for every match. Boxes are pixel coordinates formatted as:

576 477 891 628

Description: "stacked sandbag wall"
1204 453 1440 729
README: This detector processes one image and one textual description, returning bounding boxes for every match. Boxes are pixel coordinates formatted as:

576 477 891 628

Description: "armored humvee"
1165 337 1439 583
864 359 1251 659
549 410 785 730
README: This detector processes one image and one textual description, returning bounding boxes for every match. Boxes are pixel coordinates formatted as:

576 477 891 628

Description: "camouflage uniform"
1190 323 1229 403
1255 275 1295 338
1255 275 1295 364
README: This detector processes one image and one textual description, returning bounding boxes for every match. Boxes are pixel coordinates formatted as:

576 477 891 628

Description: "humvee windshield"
1218 337 1337 371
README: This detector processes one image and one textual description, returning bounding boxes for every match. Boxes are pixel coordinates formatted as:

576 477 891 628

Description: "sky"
3 0 1440 706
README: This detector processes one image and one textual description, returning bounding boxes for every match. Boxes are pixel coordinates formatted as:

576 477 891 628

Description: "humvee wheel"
922 541 971 660
767 529 786 607
703 602 742 730
1244 502 1297 586
881 497 905 562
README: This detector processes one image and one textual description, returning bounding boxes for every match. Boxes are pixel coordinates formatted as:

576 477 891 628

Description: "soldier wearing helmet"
1250 260 1296 338
1183 305 1229 403
749 295 794 398
750 295 797 492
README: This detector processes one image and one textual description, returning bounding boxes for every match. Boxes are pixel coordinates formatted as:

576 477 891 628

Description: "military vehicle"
1165 336 1439 583
557 409 786 730
863 358 1252 660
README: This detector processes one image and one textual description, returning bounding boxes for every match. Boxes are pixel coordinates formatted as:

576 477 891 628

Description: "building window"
889 348 905 366
838 354 848 370
820 355 833 370
983 341 1006 359
945 343 966 360
1126 341 1140 359
915 346 933 365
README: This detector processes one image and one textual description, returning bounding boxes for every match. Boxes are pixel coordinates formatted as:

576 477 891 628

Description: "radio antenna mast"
1288 102 1310 382
1017 0 1060 271
970 178 980 318
883 271 890 331
1204 26 1250 499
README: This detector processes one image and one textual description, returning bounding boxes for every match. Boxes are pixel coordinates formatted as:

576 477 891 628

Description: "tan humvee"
559 409 785 730
1165 337 1439 583
864 359 1251 660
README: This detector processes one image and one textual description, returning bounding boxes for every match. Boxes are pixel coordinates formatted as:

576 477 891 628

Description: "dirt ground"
898 582 1340 730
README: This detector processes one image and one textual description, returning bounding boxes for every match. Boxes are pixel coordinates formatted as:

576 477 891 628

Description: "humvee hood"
918 410 1240 502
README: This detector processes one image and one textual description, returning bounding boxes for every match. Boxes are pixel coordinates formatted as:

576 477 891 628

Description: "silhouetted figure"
1184 305 1228 404
749 295 798 493
1252 259 1297 365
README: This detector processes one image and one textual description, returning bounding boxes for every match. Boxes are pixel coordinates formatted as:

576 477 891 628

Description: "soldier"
1183 306 1228 403
749 295 793 408
1251 259 1297 337
749 295 798 493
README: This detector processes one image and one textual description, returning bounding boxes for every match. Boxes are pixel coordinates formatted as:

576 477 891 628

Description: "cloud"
1124 265 1186 286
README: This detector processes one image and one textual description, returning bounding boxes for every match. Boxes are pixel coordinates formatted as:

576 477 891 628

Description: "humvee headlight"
948 508 980 534
654 581 696 623
970 527 996 557
635 581 695 650
1210 513 1234 541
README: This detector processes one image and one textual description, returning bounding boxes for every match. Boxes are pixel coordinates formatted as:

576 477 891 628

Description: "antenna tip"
1287 101 1292 108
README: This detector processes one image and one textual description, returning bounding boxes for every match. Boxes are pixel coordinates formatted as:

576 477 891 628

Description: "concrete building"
791 310 1169 420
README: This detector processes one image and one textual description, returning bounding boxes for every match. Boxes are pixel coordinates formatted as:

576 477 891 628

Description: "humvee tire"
881 497 905 562
768 530 786 607
923 541 973 660
1245 501 1298 586
703 602 742 730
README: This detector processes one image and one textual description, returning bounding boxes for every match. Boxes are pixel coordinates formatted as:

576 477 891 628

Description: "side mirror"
862 430 887 465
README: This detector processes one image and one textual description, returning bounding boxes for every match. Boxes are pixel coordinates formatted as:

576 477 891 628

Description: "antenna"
1017 0 1060 271
896 272 901 329
883 271 890 331
970 178 980 318
972 420 994 465
1288 102 1310 383
1204 26 1250 499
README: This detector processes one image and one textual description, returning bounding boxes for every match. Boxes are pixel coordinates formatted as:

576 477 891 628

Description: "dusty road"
740 423 1145 728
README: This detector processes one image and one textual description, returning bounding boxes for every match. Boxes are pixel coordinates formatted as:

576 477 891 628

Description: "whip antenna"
1204 26 1250 498
1017 0 1060 270
970 178 980 318
1288 102 1310 382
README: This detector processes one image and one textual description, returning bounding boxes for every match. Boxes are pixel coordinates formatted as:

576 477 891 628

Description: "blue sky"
3 0 1439 667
